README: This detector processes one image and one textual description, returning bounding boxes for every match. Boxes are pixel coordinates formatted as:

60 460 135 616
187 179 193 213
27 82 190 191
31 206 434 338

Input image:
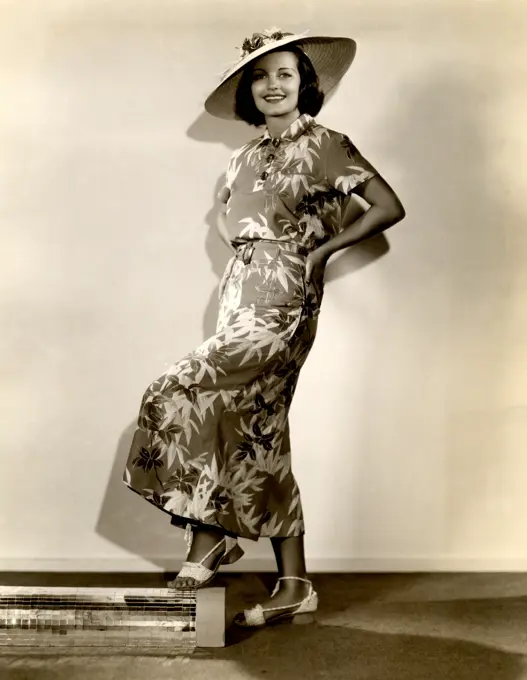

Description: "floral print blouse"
223 113 378 250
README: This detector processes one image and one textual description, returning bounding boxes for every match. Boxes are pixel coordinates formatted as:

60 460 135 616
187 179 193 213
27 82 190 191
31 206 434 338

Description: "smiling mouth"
264 95 285 102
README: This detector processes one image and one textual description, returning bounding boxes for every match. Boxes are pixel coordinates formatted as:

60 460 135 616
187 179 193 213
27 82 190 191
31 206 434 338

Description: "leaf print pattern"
238 214 274 240
133 446 164 472
123 114 378 541
339 135 361 159
223 114 377 252
326 132 378 197
165 466 201 495
123 240 321 540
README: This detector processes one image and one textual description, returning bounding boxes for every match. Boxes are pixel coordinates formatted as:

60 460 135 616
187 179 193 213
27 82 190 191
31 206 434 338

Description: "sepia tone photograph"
1 0 526 677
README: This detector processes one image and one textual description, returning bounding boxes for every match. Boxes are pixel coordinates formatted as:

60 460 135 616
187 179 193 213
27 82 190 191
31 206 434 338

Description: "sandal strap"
271 576 312 597
243 604 266 627
184 523 193 549
241 587 318 626
184 524 229 566
255 600 306 613
196 536 227 565
178 562 214 581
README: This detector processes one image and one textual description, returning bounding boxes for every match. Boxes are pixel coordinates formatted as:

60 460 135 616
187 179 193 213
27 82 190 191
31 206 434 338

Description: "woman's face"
250 51 301 119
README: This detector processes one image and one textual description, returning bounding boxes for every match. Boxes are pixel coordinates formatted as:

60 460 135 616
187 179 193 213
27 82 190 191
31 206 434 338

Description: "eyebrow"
253 66 296 73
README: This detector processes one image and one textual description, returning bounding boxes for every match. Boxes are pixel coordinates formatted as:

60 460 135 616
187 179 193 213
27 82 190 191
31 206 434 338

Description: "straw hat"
204 28 357 120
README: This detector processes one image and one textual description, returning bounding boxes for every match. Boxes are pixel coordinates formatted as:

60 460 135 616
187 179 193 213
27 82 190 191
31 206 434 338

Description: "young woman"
123 29 405 628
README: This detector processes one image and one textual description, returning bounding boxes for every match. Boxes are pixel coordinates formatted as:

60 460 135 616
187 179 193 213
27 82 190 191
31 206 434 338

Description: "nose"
267 74 281 91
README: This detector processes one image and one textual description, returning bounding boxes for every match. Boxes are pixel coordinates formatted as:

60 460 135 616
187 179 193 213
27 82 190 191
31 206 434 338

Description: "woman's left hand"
305 249 329 293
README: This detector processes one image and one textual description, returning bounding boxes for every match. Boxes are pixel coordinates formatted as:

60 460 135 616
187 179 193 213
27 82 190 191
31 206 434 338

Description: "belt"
232 239 309 264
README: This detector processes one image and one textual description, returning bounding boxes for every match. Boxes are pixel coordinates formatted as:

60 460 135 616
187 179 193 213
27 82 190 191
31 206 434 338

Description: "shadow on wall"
96 108 390 570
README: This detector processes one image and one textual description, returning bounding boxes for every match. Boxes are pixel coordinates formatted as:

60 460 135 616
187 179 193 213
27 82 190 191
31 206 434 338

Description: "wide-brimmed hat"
204 28 357 120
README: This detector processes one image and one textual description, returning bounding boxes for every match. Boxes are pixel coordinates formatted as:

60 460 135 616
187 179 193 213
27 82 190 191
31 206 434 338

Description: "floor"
1 571 527 679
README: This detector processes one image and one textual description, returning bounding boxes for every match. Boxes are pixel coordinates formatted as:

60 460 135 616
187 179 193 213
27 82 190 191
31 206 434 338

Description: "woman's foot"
233 575 315 626
168 527 242 589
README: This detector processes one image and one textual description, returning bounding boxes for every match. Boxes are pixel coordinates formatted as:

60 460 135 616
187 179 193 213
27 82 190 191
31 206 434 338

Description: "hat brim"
204 35 357 120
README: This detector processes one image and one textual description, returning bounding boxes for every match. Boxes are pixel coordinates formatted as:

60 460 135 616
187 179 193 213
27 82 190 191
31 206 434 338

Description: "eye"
252 72 266 81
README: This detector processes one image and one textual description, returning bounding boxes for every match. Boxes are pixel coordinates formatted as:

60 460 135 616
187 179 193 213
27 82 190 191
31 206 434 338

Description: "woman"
123 29 405 627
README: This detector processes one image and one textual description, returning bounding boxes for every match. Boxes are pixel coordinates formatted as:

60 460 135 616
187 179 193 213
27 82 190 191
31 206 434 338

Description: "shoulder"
226 134 264 167
305 123 351 150
234 131 267 155
315 126 366 163
224 134 264 187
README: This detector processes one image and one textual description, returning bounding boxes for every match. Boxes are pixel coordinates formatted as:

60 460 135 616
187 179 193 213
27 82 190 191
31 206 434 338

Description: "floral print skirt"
122 239 322 541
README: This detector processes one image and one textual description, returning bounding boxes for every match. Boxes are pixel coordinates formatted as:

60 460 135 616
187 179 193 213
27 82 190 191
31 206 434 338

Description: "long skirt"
122 239 322 541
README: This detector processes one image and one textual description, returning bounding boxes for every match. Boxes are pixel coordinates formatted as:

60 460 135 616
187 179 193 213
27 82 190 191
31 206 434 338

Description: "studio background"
1 0 526 572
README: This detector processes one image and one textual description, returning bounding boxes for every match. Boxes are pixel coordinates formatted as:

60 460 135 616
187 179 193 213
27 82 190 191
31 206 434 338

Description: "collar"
260 113 315 146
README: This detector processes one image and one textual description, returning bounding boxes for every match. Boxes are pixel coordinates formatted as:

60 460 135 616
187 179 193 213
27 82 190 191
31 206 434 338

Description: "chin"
261 103 296 117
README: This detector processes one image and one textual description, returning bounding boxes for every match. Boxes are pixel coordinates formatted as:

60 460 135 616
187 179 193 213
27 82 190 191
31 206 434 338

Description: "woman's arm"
318 175 405 261
305 175 405 286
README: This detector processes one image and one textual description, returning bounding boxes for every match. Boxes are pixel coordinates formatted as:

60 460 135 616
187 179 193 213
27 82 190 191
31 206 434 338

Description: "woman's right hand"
217 185 231 203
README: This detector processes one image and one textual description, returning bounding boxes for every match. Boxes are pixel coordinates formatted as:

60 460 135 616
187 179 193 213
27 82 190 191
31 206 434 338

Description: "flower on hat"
217 28 310 79
238 27 294 59
207 29 356 120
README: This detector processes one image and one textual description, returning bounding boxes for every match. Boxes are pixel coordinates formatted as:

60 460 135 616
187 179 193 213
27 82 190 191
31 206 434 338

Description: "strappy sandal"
233 576 318 627
167 523 244 590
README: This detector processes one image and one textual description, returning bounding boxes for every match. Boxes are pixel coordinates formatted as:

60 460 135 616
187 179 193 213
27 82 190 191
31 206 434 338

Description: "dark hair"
235 46 325 127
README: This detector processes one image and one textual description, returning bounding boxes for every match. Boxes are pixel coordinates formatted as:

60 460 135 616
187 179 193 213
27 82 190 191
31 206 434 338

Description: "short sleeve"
217 146 245 203
325 133 378 195
226 146 245 189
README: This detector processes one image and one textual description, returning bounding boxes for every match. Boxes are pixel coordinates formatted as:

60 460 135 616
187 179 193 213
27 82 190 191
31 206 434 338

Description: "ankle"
187 529 225 558
277 576 309 591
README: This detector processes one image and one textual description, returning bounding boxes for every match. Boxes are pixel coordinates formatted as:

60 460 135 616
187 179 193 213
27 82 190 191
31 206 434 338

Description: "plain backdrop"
1 0 526 572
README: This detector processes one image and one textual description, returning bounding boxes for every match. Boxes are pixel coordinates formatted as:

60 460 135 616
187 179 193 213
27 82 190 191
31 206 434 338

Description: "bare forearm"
317 204 404 260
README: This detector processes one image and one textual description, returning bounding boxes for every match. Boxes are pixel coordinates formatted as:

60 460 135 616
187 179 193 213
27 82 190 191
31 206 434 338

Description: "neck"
265 110 301 139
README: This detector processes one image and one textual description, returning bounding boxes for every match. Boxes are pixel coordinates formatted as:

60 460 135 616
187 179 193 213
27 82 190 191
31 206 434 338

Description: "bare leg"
235 535 310 622
170 526 229 589
271 535 307 579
